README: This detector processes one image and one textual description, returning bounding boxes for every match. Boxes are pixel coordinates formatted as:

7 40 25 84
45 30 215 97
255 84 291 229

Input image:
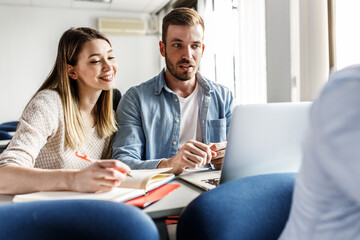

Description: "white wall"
0 5 161 123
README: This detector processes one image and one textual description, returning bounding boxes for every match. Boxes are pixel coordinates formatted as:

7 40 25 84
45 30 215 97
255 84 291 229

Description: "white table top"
144 179 203 218
0 178 204 219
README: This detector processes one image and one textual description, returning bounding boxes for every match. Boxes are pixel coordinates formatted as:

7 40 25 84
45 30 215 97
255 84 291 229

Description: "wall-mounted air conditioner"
98 18 147 35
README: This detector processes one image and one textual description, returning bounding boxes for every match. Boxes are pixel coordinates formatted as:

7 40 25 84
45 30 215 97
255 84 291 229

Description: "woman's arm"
0 159 131 194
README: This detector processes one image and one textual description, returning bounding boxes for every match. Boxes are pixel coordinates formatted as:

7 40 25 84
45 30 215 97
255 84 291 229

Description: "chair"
0 130 12 153
0 121 19 132
0 200 159 240
0 130 12 140
177 173 296 240
113 88 122 112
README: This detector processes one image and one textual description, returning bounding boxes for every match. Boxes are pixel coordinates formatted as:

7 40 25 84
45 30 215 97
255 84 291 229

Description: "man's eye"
192 45 200 49
174 43 181 48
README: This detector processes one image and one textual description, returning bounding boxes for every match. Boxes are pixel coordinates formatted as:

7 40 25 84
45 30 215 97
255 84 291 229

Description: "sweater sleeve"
0 90 62 168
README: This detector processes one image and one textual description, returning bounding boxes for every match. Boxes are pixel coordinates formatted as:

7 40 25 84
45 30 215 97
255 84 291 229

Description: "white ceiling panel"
142 0 170 13
0 0 172 13
110 0 151 6
0 0 30 5
71 1 110 10
31 0 72 8
109 0 171 13
110 0 151 12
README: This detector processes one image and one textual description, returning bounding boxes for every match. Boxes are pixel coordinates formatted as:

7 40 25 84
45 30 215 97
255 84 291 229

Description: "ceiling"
0 0 172 13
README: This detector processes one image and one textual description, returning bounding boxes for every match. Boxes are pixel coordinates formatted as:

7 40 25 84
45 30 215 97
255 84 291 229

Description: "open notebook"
13 168 174 203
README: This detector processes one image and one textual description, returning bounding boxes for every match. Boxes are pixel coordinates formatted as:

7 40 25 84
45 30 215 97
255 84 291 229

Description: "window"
334 0 360 70
199 0 267 104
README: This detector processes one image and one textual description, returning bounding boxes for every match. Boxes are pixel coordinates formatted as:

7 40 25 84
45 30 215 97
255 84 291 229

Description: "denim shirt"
112 68 234 169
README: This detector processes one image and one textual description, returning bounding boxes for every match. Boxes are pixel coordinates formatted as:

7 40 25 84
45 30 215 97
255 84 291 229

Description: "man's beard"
165 52 198 81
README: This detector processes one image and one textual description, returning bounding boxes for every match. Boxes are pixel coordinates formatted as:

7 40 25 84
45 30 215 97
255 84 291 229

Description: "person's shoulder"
135 77 158 89
328 65 360 87
22 89 63 129
34 89 61 103
201 76 233 97
124 75 159 96
314 65 360 119
27 89 62 110
318 65 360 100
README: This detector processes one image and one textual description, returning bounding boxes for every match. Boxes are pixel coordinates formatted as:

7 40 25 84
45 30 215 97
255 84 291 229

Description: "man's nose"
182 46 193 60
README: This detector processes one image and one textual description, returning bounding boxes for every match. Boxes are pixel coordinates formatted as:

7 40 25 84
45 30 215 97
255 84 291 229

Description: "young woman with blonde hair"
0 27 131 194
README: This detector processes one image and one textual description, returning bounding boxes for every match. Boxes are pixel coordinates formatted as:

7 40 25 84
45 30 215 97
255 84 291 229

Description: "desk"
144 179 203 218
0 178 204 239
0 179 203 217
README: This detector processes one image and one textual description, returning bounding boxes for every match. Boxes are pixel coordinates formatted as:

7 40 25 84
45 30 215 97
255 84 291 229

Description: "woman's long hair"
28 27 117 149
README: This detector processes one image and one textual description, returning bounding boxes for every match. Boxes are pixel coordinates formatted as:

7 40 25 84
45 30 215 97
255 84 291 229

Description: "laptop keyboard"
202 177 220 187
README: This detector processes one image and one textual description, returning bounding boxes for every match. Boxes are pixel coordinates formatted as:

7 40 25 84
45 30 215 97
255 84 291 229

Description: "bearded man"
112 7 234 175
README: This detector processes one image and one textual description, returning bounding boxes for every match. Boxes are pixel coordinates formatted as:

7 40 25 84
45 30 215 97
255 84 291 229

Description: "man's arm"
112 90 161 169
158 140 214 175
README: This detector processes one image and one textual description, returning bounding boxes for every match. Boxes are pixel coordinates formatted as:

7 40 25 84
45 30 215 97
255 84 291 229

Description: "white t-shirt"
178 83 202 149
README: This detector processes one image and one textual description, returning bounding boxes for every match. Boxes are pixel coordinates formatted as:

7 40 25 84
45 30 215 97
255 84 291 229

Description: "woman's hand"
70 160 131 193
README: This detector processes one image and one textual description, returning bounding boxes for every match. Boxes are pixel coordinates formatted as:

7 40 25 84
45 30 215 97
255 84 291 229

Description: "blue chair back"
177 173 296 240
0 200 159 240
0 130 12 140
0 121 18 132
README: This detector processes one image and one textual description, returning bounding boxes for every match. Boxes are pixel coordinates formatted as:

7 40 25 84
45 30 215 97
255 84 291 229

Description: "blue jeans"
177 173 296 240
0 200 159 240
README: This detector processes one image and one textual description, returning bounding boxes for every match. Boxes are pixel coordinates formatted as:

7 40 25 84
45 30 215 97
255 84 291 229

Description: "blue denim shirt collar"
154 68 212 96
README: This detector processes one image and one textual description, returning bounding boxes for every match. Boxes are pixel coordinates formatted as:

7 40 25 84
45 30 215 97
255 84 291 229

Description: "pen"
75 151 133 177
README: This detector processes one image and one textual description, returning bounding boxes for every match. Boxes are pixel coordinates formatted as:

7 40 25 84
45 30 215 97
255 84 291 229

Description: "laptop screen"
220 102 312 184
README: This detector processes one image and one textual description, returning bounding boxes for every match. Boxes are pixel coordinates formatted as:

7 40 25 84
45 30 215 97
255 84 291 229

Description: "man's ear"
67 64 77 80
201 44 205 56
159 41 166 57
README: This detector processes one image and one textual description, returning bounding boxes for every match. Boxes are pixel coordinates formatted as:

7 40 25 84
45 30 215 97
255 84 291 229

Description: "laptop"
179 102 312 190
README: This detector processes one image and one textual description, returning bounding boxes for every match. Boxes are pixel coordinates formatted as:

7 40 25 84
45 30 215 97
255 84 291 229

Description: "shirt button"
173 141 177 145
174 98 178 102
175 119 179 123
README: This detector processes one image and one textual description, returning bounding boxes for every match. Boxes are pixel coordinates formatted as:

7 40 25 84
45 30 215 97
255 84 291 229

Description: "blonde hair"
27 27 117 149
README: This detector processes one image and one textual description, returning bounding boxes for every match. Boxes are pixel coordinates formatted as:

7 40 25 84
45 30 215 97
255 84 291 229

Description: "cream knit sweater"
0 90 112 169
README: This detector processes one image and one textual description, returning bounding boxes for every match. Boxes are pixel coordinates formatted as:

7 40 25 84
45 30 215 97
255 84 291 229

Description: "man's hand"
158 140 214 175
209 141 227 169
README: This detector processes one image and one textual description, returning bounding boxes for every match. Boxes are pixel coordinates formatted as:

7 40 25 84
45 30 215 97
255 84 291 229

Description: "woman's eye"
108 56 115 60
90 60 100 64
